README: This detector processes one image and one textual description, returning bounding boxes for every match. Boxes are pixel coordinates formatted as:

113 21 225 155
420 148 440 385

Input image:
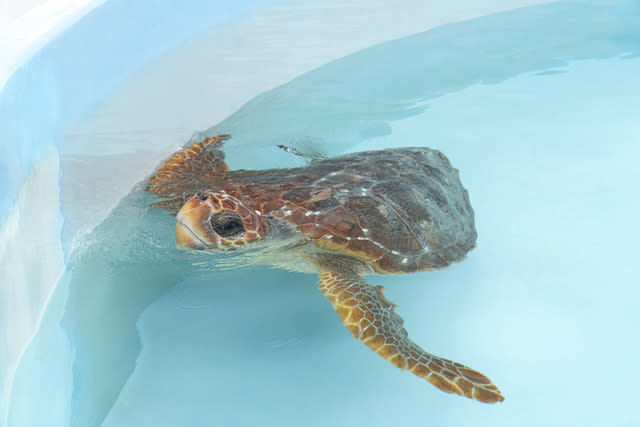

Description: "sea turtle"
147 134 504 403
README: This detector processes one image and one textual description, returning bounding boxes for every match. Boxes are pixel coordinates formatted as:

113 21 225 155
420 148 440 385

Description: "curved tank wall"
0 1 270 424
1 1 639 426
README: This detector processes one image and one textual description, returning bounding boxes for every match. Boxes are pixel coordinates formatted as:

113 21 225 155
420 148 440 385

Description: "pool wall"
0 0 557 425
1 1 272 422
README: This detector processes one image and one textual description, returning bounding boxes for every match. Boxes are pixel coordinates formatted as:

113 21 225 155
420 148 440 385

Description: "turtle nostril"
195 192 208 202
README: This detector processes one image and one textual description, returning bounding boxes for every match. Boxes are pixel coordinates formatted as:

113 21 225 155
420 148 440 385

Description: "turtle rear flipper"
317 266 504 404
148 134 230 214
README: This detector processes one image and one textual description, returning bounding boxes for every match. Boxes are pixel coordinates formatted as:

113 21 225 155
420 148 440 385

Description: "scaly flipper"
148 134 231 214
318 267 504 403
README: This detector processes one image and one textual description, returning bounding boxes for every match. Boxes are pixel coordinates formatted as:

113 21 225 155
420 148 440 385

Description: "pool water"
6 1 640 426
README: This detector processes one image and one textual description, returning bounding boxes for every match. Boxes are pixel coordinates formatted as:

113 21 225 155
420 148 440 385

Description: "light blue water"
8 1 640 426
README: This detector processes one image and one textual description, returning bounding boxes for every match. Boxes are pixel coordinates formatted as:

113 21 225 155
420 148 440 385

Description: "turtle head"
175 191 268 250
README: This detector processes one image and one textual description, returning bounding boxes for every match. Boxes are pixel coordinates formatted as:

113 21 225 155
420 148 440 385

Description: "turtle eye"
195 192 208 202
209 213 245 238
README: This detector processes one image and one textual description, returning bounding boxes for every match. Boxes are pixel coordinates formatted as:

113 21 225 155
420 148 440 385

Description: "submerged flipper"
318 268 504 403
148 134 230 214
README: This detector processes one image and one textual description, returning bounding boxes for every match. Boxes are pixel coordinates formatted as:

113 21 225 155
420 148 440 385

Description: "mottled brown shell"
230 148 476 273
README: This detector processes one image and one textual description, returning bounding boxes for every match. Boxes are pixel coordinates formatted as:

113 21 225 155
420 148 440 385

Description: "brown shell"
218 148 477 274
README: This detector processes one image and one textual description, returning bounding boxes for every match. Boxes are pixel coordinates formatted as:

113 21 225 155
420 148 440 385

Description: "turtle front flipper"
148 134 230 214
318 268 504 403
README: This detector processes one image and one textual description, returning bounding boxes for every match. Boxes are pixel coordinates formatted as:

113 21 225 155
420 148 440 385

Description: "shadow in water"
57 1 640 425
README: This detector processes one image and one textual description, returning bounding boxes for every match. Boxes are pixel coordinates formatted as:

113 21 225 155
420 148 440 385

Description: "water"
8 1 640 426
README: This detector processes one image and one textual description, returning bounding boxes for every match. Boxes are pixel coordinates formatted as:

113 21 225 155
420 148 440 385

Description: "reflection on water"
202 0 639 166
10 1 640 426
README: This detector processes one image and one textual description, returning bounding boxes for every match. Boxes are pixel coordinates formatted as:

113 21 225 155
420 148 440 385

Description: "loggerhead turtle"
147 134 504 403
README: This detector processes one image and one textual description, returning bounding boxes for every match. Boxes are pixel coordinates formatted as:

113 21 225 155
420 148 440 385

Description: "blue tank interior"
1 1 639 426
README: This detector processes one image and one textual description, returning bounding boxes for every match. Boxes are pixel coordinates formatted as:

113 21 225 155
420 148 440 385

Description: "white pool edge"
0 3 104 425
0 151 67 427
0 0 107 93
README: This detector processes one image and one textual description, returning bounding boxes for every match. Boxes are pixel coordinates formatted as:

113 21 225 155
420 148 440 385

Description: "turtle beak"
175 195 222 250
175 220 207 250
